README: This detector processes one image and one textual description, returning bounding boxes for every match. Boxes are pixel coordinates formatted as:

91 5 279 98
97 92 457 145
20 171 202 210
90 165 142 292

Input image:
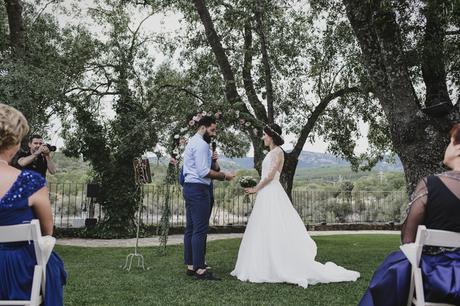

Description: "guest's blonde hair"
0 103 29 153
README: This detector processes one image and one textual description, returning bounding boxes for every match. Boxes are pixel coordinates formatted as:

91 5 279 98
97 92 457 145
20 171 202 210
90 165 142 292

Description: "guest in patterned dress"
359 123 460 306
0 103 66 305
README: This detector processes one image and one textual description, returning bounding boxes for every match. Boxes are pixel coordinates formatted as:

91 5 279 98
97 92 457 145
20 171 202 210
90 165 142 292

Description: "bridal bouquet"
239 176 258 188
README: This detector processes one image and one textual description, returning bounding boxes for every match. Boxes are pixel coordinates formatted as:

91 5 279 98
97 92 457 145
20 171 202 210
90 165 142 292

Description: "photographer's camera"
46 144 57 152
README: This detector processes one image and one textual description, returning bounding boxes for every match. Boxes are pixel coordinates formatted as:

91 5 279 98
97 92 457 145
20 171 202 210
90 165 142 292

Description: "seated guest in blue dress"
359 123 460 306
0 103 67 305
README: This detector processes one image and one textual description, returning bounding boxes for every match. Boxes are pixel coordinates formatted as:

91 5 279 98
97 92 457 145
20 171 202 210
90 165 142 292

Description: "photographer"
15 134 57 178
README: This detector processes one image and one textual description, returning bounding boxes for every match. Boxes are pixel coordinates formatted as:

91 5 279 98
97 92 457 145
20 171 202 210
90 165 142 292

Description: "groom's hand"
224 172 235 181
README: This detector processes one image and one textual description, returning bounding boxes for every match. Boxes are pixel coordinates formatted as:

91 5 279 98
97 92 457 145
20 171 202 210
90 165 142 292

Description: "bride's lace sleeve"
255 148 284 192
400 177 428 244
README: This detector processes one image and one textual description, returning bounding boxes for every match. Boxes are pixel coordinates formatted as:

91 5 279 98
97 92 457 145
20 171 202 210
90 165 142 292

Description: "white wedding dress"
230 147 360 288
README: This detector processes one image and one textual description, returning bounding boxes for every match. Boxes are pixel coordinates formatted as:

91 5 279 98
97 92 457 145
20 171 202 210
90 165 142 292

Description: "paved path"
57 230 399 248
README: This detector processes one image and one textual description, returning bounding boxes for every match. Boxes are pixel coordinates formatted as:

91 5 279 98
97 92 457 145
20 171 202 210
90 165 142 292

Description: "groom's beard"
203 133 212 144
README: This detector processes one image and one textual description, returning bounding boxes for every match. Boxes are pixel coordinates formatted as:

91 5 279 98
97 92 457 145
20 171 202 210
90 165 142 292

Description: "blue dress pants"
183 183 211 270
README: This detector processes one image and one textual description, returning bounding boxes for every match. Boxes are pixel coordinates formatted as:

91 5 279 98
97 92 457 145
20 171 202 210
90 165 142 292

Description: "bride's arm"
246 149 283 193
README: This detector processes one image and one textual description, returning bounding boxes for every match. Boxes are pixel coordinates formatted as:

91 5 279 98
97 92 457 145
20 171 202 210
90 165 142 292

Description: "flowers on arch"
169 110 220 164
167 108 261 165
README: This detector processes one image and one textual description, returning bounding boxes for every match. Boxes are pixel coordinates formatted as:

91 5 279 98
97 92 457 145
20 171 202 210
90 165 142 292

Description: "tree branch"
292 86 361 155
4 0 25 56
31 0 59 27
243 19 268 123
128 11 154 61
343 0 420 115
155 84 207 105
255 0 275 124
191 0 249 113
446 30 460 35
66 83 117 97
421 0 452 107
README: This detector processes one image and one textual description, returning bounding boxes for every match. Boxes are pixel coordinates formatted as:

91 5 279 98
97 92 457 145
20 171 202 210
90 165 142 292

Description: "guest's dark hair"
449 123 460 145
197 116 216 128
264 124 284 146
29 134 43 142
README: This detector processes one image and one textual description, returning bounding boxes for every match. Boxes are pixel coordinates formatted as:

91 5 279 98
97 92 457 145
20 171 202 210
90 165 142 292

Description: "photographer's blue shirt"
183 133 212 185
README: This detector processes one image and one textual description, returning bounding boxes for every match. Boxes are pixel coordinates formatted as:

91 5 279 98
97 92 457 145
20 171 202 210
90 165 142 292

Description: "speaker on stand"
85 183 100 228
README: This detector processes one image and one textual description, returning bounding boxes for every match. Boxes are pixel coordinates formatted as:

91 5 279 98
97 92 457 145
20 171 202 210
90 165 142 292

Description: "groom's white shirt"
183 133 212 185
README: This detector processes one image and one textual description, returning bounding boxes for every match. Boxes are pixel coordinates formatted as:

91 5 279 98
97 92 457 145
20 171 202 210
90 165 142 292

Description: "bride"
230 124 360 288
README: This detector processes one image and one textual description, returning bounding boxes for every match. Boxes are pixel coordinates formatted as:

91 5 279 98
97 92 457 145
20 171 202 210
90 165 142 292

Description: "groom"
182 115 235 280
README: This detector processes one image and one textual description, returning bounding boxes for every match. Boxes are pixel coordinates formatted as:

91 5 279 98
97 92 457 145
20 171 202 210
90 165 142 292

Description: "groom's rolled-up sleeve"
195 143 211 178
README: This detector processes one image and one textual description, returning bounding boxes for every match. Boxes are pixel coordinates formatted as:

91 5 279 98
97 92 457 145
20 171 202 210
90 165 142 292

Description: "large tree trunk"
4 0 25 56
343 0 454 195
249 132 264 175
280 152 298 199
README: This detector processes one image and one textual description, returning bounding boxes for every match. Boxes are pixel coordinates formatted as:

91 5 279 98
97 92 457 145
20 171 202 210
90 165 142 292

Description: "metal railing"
49 183 407 228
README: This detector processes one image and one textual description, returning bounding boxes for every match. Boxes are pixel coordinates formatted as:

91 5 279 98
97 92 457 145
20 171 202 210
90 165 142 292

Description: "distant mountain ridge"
150 150 403 171
219 151 403 171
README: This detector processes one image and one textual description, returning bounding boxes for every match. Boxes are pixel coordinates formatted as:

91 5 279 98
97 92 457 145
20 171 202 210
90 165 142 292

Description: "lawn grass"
57 234 400 305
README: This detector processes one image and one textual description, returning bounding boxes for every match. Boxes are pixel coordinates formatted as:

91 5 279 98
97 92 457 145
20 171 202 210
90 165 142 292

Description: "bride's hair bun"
0 103 29 153
264 124 284 146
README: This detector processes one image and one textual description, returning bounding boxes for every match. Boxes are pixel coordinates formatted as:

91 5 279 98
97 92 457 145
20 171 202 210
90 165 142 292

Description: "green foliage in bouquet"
239 176 258 188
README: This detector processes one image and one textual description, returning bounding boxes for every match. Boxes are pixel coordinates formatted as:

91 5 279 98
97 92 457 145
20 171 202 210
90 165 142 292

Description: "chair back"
0 220 44 266
416 226 460 249
0 220 44 306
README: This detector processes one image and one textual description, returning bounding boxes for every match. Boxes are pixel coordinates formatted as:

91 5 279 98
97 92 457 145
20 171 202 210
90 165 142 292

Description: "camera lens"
46 144 57 152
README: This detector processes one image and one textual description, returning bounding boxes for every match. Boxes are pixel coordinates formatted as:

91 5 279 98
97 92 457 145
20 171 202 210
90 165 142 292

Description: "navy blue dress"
359 175 460 305
0 170 67 305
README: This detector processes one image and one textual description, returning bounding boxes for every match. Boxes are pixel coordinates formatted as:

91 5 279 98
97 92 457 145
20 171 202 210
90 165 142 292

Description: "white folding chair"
400 225 460 306
0 219 54 306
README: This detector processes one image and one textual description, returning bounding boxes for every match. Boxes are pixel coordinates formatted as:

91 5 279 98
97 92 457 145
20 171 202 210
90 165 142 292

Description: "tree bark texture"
4 0 25 55
342 0 455 195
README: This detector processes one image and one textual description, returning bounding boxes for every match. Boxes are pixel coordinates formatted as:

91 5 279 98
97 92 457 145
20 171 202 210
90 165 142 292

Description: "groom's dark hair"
198 116 216 128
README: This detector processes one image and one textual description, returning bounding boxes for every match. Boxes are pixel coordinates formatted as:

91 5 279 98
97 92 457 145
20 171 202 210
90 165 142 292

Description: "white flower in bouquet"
239 176 258 188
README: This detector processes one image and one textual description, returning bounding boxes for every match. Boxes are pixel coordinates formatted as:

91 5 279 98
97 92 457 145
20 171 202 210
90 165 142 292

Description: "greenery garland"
158 111 219 252
157 161 177 254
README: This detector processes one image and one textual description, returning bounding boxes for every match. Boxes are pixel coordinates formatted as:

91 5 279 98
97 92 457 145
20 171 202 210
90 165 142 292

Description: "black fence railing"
49 183 407 228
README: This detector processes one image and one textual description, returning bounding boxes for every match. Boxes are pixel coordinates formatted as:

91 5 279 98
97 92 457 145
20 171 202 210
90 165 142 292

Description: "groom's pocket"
184 184 210 204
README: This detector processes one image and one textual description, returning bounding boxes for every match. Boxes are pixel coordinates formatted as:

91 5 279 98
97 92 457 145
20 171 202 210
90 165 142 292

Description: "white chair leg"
30 265 42 306
41 269 46 299
414 267 425 306
407 270 415 306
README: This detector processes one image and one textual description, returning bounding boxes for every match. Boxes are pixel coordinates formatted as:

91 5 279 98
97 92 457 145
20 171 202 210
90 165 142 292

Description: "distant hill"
149 150 402 171
218 151 403 172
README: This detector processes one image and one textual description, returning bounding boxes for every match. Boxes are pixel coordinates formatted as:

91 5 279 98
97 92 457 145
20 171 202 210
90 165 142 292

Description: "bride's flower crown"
265 125 284 142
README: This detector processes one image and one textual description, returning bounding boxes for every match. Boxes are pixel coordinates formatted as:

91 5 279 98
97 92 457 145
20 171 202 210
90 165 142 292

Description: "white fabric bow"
37 235 56 264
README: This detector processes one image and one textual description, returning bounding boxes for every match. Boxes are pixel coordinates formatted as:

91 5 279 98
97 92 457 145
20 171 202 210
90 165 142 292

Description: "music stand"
122 158 152 271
